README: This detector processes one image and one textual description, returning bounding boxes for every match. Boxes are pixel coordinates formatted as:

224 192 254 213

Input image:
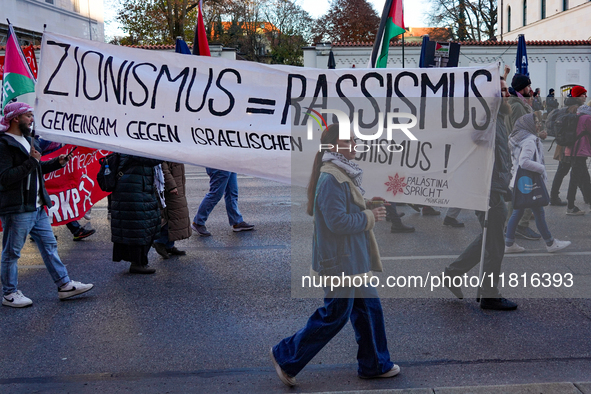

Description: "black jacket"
0 132 63 215
110 154 163 245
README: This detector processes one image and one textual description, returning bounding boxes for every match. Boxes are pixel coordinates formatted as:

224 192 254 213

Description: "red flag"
23 45 38 79
192 3 211 56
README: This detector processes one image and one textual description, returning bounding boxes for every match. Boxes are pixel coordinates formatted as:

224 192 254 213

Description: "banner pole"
476 208 490 303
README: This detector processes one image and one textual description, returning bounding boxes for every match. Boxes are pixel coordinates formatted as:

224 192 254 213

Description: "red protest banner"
0 146 110 231
42 145 111 226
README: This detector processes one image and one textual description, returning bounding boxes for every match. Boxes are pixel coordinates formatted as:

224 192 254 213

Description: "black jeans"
385 202 402 225
567 157 591 208
445 192 507 297
550 160 571 199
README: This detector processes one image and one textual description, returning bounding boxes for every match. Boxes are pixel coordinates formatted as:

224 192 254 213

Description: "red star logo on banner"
385 174 407 196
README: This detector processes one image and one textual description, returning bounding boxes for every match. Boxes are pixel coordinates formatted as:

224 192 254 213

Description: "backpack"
97 153 122 192
554 112 581 147
545 108 566 137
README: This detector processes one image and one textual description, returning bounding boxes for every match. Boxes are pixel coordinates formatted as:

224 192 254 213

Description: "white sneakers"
547 239 571 253
58 281 94 300
269 348 296 387
3 281 93 307
2 290 33 308
505 240 571 254
504 243 525 254
359 364 401 379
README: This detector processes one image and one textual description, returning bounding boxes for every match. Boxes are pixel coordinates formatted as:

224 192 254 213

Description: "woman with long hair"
505 113 571 253
270 124 399 387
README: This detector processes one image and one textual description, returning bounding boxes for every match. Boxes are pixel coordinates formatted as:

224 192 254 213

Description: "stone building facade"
1 0 104 46
304 41 591 97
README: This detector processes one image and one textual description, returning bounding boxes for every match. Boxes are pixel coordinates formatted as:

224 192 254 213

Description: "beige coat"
161 162 192 242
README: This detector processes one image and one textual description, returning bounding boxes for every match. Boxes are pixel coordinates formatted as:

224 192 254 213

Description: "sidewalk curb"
315 381 591 394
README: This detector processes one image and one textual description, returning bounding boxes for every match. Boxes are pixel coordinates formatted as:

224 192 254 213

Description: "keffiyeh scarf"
322 151 365 195
0 102 34 132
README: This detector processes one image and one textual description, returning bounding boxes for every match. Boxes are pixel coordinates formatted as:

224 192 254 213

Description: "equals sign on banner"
246 98 276 115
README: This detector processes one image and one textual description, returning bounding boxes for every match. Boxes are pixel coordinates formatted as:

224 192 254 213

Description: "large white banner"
36 32 500 210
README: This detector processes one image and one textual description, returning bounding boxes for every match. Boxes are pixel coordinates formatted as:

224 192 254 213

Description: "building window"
74 0 80 13
563 0 569 11
45 0 54 4
541 0 546 19
508 6 512 32
523 0 527 26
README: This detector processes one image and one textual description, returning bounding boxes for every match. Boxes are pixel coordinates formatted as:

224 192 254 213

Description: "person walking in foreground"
505 113 571 254
191 168 253 236
270 125 399 387
110 154 163 274
152 161 192 259
0 102 93 308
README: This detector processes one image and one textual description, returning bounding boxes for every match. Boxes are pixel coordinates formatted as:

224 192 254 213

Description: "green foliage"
114 0 313 63
117 0 170 44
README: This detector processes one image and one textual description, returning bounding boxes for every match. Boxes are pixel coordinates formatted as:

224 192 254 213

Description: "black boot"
390 222 415 233
550 196 567 206
129 264 156 274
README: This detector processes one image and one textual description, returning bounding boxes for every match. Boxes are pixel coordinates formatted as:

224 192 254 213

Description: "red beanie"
571 85 587 97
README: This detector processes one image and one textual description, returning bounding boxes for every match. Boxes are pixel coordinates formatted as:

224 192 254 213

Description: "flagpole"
402 30 405 68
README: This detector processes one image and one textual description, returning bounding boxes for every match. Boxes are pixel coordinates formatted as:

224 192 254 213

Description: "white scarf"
322 151 365 195
154 164 166 209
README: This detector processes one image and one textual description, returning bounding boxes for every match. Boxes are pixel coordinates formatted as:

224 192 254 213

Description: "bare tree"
114 0 313 63
428 0 497 41
264 0 313 65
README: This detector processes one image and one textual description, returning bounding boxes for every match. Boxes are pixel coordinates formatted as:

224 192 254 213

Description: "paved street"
1 139 591 393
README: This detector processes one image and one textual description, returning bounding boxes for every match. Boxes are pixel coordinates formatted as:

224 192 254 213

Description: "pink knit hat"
0 102 34 132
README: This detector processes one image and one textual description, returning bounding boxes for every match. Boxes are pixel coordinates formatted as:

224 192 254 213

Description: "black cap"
511 73 532 92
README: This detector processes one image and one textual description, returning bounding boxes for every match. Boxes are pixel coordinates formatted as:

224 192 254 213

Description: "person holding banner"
505 113 571 254
110 155 163 274
442 78 517 310
0 102 93 308
270 124 399 387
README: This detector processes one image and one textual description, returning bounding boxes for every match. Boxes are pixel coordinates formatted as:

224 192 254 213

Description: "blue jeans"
193 169 243 226
1 208 70 296
272 286 394 378
506 205 553 246
154 223 174 249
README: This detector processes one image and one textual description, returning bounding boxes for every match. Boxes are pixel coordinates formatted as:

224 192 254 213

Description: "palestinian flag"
192 1 211 56
2 23 36 110
369 0 406 68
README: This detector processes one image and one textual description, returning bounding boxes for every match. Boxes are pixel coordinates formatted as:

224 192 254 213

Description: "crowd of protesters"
1 74 589 387
0 102 255 305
